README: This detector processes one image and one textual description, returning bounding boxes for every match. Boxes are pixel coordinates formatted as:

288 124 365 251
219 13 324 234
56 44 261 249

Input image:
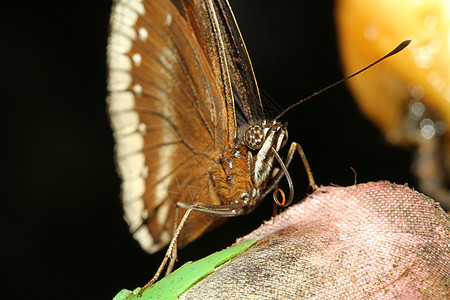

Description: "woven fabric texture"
180 181 449 299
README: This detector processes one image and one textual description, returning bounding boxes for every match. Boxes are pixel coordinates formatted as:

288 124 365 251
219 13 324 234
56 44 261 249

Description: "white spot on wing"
134 227 171 254
122 176 145 201
108 91 135 112
109 51 132 71
165 13 172 26
159 230 171 247
133 226 154 251
123 197 145 229
117 152 145 179
112 2 140 27
108 70 132 92
138 27 148 41
141 165 149 178
109 28 135 53
124 0 145 16
159 46 176 72
157 201 171 227
110 111 139 136
138 122 147 134
116 132 144 157
132 52 142 66
132 83 143 96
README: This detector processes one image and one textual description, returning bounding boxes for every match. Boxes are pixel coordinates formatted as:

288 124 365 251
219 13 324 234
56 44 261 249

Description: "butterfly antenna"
274 40 411 121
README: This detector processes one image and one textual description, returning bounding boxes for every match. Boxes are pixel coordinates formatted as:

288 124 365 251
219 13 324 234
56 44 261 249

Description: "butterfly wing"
108 0 232 252
172 0 265 127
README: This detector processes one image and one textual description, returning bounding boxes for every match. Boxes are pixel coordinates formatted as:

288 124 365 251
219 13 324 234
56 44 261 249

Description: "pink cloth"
180 181 450 299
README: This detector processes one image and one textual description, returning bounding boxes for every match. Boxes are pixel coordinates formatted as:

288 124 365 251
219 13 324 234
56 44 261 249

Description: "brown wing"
172 0 264 128
108 0 230 252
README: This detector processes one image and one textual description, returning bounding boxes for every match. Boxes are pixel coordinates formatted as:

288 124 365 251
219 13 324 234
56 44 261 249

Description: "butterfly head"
241 121 289 205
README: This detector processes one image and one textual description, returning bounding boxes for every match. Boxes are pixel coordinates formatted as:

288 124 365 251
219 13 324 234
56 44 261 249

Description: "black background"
3 1 414 299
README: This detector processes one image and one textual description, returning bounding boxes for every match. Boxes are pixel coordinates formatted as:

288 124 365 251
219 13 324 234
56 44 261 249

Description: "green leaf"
113 238 257 300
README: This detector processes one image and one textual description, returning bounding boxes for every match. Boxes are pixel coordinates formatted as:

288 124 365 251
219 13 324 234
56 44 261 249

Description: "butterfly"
107 0 410 291
107 0 315 255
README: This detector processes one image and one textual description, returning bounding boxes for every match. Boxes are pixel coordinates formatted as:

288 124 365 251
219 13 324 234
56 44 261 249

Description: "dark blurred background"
2 1 414 299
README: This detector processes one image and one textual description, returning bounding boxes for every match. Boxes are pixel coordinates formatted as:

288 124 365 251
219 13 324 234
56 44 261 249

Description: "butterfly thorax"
209 146 254 212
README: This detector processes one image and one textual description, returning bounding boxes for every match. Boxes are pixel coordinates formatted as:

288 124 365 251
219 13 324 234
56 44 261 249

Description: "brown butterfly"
107 0 410 290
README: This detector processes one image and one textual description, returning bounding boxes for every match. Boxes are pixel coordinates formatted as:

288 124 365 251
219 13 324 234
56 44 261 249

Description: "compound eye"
245 125 265 150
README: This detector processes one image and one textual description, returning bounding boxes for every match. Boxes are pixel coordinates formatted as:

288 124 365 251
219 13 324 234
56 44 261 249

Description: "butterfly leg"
177 200 249 216
165 207 180 276
291 142 319 191
138 206 195 296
